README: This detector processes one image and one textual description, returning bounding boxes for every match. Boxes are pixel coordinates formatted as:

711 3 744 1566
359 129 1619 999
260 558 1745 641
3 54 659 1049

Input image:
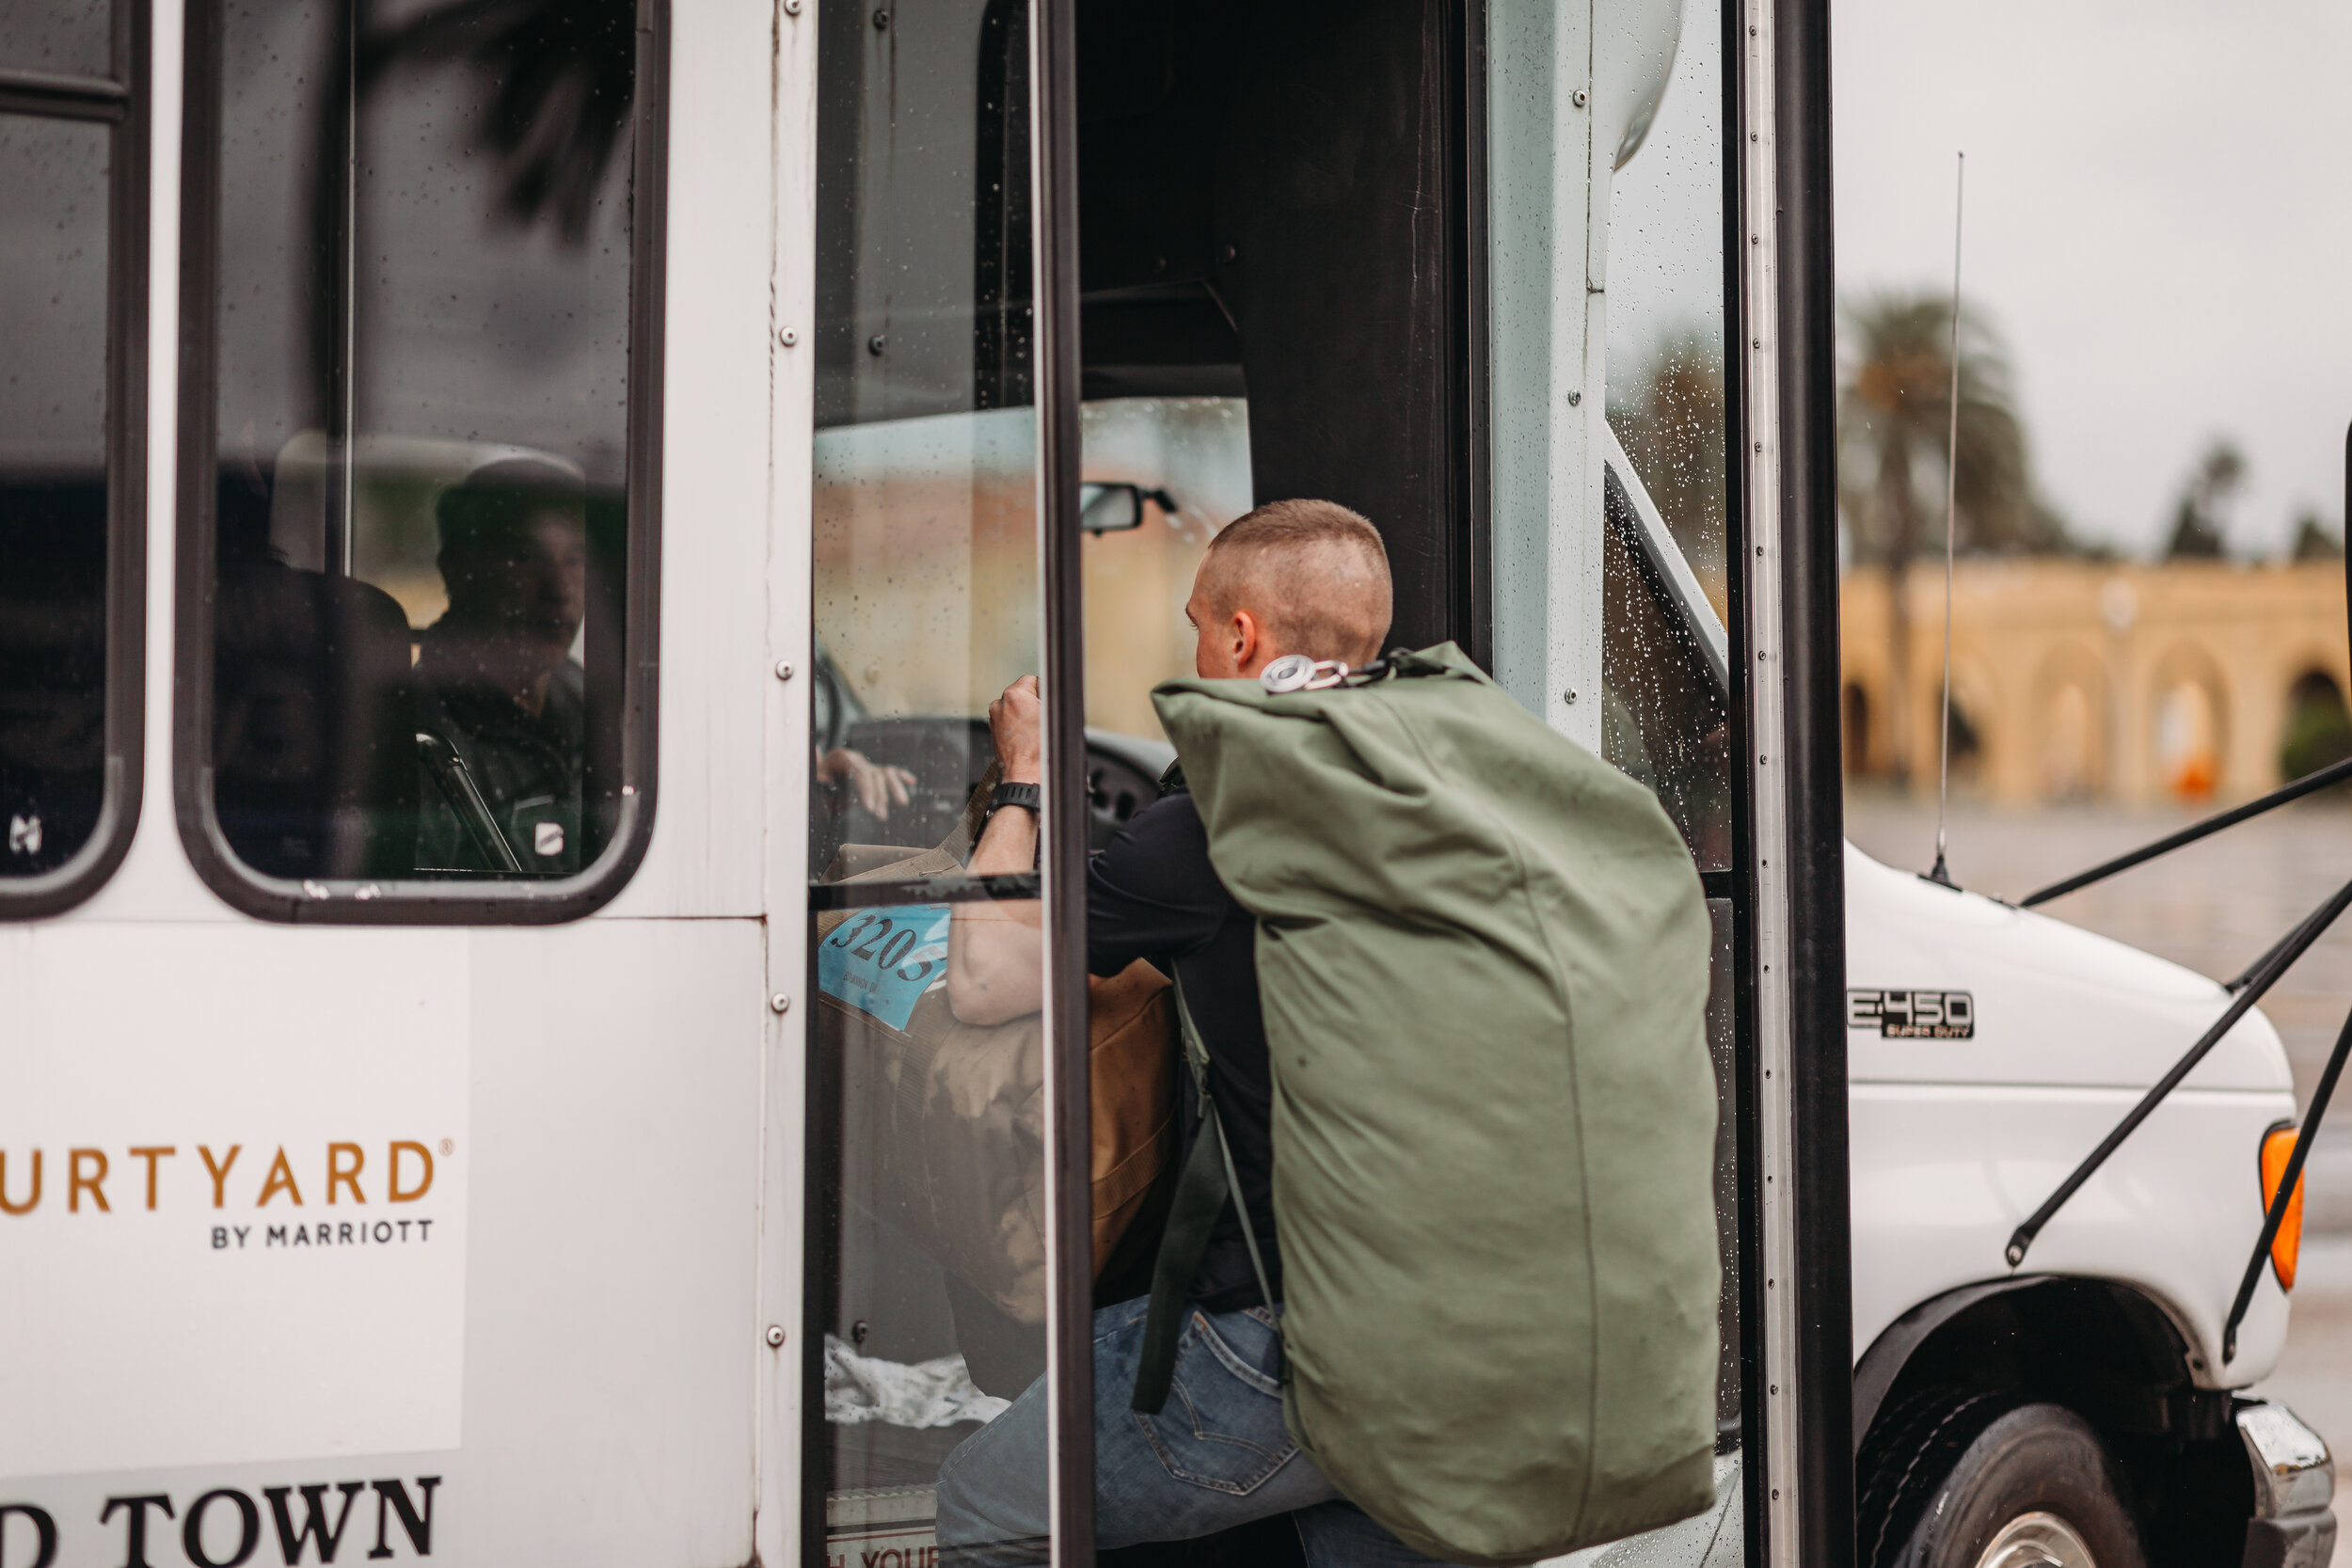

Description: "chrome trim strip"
1737 0 1801 1557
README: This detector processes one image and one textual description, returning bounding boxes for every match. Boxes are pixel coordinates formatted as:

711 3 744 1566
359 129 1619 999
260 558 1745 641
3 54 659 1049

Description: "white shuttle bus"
0 0 2334 1563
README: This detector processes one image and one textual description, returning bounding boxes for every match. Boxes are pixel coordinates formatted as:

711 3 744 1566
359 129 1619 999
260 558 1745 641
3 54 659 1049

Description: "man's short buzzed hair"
1200 499 1393 665
437 457 583 563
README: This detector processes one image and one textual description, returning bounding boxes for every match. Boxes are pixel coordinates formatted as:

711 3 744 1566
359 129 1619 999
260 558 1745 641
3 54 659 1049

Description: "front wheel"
1858 1394 2147 1568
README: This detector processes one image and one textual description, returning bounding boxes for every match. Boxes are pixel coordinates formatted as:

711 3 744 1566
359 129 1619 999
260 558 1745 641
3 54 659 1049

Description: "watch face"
1260 653 1317 693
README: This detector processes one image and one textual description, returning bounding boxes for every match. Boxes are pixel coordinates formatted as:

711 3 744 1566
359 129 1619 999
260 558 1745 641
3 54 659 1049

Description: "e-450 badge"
1847 989 1974 1038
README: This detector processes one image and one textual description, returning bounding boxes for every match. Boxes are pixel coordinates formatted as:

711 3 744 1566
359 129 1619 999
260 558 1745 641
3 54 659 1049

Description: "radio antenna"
1928 151 1964 889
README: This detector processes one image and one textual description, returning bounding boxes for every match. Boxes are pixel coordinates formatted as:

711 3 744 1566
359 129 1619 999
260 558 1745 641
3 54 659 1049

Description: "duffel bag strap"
1185 990 1281 1355
1128 1083 1230 1413
1131 982 1283 1414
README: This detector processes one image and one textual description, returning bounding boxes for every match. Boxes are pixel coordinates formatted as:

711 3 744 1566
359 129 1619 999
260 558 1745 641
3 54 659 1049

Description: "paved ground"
1847 792 2352 1559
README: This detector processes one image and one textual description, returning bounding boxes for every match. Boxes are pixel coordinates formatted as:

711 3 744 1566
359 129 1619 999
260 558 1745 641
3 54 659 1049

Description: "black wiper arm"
2020 754 2352 909
2228 895 2337 993
2223 1000 2352 1363
2006 868 2352 1269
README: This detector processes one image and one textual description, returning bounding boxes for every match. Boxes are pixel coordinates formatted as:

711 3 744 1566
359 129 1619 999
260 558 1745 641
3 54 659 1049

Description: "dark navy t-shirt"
1088 791 1281 1311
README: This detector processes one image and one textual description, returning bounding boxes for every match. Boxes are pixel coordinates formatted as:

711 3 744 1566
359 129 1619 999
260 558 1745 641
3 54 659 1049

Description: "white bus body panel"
0 3 792 1563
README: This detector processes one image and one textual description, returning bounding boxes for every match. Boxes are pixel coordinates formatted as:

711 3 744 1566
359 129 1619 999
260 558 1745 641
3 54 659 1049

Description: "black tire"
1858 1392 2147 1568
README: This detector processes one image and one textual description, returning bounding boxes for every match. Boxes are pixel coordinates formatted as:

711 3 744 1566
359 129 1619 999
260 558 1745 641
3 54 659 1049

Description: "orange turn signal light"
2261 1125 2307 1291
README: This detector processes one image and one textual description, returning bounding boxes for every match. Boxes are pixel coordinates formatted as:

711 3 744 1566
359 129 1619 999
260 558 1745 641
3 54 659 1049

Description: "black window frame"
171 0 670 926
1725 0 1851 1558
0 0 152 921
1757 0 1854 1554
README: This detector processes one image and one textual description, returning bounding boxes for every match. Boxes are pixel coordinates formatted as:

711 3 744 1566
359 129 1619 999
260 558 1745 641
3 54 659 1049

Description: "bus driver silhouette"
413 458 590 875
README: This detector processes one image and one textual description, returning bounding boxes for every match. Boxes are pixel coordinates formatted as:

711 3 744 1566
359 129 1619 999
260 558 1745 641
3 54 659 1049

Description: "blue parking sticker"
818 905 953 1030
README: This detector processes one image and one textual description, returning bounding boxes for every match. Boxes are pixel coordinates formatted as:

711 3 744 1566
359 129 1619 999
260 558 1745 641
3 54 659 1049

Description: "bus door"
788 0 1849 1560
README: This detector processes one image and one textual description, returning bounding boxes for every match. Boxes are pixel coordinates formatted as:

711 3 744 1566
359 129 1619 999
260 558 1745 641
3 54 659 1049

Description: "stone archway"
2032 642 2108 801
2281 666 2352 780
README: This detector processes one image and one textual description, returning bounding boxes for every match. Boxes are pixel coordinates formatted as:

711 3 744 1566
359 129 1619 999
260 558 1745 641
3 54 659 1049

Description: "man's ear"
1229 608 1263 675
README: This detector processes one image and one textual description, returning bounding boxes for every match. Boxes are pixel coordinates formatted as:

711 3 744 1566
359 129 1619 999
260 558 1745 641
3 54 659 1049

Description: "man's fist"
990 675 1044 784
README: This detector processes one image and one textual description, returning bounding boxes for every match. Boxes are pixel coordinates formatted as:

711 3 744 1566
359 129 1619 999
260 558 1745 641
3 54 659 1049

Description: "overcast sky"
1834 0 2352 559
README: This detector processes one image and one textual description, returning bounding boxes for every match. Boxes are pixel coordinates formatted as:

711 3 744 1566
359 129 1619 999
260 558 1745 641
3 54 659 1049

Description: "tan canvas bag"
818 770 1177 1322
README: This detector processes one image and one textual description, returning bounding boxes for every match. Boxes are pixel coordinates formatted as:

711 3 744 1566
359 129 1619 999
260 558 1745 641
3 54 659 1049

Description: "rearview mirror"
1079 483 1178 533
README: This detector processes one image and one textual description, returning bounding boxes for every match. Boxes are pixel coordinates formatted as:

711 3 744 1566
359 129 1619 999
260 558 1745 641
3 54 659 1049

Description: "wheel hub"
1974 1511 2096 1568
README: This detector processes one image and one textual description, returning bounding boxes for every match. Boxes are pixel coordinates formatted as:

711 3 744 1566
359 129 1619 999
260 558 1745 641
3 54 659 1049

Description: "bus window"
1597 0 1734 876
804 0 1060 1560
1603 457 1733 869
0 0 144 915
0 119 112 887
0 0 111 76
179 0 657 913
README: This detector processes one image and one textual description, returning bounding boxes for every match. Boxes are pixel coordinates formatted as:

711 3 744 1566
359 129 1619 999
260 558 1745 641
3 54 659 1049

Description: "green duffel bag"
1138 642 1719 1565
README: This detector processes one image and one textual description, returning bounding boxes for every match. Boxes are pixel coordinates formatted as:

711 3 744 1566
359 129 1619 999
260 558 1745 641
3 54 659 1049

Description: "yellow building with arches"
1840 560 2351 805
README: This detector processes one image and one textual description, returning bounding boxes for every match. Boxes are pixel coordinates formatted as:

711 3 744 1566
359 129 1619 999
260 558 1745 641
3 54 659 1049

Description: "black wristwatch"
987 780 1042 822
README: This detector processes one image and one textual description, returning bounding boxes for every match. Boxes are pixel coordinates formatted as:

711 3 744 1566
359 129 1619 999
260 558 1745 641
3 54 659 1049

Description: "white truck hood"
1843 842 2292 1094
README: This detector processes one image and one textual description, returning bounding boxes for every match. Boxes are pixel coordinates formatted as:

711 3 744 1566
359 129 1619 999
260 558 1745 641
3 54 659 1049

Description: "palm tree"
1838 293 2056 784
2165 438 2246 560
374 0 639 242
2289 510 2343 562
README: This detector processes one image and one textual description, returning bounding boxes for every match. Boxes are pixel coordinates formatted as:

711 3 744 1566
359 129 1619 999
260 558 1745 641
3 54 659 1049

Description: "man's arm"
946 677 1046 1024
1086 791 1227 977
947 676 1229 1020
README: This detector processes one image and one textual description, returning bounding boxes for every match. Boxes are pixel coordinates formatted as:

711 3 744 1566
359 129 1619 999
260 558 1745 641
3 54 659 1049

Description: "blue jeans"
934 1296 1456 1567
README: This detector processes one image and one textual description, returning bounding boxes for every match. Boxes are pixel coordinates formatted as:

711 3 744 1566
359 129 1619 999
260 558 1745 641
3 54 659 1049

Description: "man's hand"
953 676 1047 1023
989 675 1044 784
817 746 916 819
